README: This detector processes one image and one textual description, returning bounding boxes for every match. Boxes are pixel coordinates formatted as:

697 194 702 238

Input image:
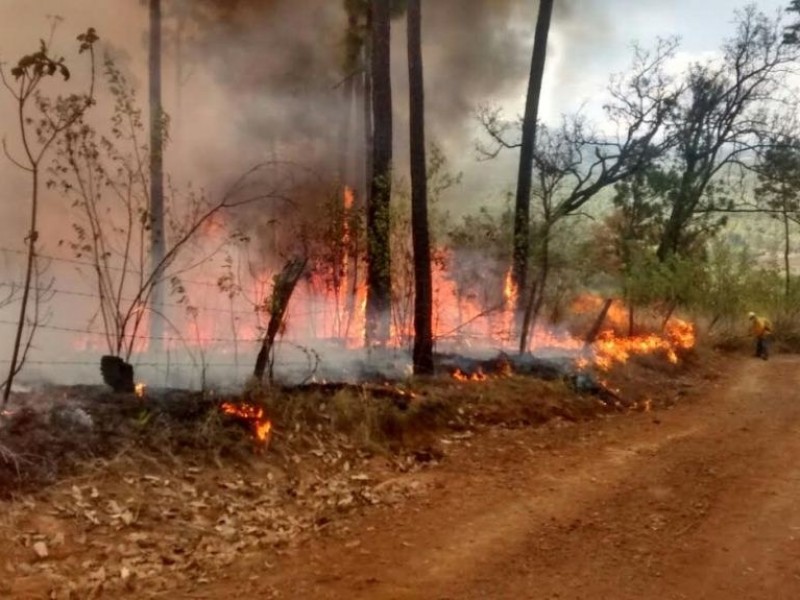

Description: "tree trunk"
407 0 433 375
519 280 537 354
784 205 791 300
365 0 393 348
656 212 683 262
512 0 554 313
174 12 185 147
335 76 355 337
529 229 551 340
149 0 166 349
656 170 703 262
519 223 551 353
351 10 371 341
362 39 373 207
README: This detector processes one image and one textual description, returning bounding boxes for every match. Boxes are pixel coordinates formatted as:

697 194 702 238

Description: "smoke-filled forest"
3 1 800 597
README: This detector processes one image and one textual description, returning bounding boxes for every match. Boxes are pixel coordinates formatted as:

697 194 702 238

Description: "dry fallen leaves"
2 435 441 597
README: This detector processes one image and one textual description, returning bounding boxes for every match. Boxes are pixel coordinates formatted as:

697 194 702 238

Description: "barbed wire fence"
0 244 505 390
0 246 361 390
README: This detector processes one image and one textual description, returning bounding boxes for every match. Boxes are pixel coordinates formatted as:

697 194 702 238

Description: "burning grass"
220 401 273 445
0 346 723 599
0 326 705 499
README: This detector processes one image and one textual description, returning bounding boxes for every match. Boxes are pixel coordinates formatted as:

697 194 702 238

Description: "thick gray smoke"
169 0 611 174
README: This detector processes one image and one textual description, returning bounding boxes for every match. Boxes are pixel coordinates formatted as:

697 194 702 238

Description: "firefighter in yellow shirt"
748 312 772 360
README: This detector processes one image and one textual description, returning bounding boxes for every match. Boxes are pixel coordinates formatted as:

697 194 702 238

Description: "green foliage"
756 142 800 214
651 7 795 259
696 241 756 323
690 237 800 345
608 165 729 264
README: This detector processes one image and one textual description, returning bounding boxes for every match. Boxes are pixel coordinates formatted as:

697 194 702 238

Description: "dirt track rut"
187 355 800 599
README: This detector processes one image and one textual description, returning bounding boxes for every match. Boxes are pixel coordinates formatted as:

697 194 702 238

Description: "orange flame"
343 186 355 211
221 402 272 444
452 368 488 382
134 382 146 398
503 268 518 308
590 318 695 371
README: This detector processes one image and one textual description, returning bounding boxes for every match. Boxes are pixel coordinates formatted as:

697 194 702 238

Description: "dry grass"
1 349 707 497
250 385 456 454
0 442 23 477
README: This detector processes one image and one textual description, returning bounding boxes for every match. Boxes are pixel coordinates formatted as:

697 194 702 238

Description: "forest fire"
59 196 695 386
220 402 272 444
572 295 697 371
443 294 696 383
103 247 695 383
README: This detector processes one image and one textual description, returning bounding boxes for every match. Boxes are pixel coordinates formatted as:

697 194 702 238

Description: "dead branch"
254 257 308 383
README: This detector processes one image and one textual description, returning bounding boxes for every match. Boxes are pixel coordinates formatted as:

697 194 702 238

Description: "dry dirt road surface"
187 355 800 600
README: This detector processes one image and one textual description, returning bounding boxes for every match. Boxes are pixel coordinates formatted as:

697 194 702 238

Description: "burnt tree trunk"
100 355 135 393
149 0 166 347
512 0 554 314
362 4 374 206
365 0 393 348
408 0 433 375
519 279 537 354
254 258 308 382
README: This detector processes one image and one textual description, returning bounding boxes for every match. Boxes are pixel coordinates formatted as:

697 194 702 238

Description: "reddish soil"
189 354 800 599
5 353 800 598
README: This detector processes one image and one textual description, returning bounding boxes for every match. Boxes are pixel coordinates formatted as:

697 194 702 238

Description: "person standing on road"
748 312 772 360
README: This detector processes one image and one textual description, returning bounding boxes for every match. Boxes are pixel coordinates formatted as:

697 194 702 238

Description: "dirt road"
186 354 800 599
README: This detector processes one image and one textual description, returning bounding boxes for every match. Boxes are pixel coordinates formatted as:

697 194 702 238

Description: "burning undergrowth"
1 339 697 500
0 337 711 597
0 380 418 495
0 346 717 600
0 285 699 496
